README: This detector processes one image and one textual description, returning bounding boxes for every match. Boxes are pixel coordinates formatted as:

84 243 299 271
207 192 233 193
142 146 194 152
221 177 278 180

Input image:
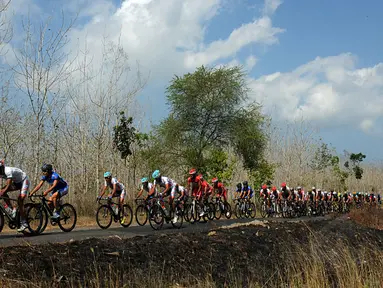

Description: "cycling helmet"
243 181 248 186
103 171 112 178
297 186 302 190
262 184 267 189
42 164 53 173
272 186 277 191
212 177 218 183
198 174 204 180
312 186 316 190
236 183 242 189
281 182 286 187
0 159 4 167
189 168 197 175
152 170 160 179
141 177 148 183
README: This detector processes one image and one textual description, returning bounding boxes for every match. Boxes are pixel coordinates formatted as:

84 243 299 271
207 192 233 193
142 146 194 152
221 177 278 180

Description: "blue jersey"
242 185 253 193
41 172 68 191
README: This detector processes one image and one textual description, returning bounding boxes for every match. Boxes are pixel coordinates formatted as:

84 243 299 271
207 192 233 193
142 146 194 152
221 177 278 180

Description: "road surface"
0 216 326 247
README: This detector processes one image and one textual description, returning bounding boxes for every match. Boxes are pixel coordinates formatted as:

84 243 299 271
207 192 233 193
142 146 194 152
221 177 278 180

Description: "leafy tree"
344 152 366 180
330 156 349 192
113 111 137 161
204 148 236 183
310 142 334 171
153 65 270 178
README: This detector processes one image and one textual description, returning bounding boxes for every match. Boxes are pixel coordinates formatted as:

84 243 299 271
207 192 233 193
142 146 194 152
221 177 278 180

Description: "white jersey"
153 176 176 188
141 182 154 192
2 167 27 183
178 185 188 196
104 177 124 191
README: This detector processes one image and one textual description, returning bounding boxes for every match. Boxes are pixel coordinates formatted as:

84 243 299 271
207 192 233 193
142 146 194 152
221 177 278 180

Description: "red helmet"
272 186 277 191
198 174 203 180
262 184 267 189
189 168 197 175
281 182 286 187
212 177 218 183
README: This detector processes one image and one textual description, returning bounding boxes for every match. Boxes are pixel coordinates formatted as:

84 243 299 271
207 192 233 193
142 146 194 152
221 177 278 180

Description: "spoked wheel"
183 203 191 222
224 203 232 219
96 205 113 229
58 203 77 232
234 203 242 219
135 204 148 226
204 203 215 221
24 204 44 235
190 202 200 224
119 204 133 228
149 204 164 230
249 203 256 218
260 203 267 218
170 205 184 229
214 203 222 220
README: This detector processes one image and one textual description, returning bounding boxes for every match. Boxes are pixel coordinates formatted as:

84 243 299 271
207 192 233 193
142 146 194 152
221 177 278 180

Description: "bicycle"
148 193 183 230
0 196 42 235
212 196 231 220
29 194 77 233
96 197 133 229
234 198 256 219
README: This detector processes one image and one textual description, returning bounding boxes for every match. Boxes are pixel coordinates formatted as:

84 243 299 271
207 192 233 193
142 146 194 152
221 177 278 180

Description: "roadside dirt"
0 217 382 287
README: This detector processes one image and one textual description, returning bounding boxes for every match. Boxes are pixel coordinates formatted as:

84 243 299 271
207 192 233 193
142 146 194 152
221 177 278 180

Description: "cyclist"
280 182 291 201
30 164 69 220
235 183 242 199
98 171 125 214
0 160 30 232
151 170 178 215
211 177 227 204
199 175 212 201
136 177 156 201
187 168 202 200
260 184 270 209
242 181 254 199
171 184 188 223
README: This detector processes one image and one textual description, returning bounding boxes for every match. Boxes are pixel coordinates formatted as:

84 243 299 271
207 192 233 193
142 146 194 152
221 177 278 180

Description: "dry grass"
349 206 383 230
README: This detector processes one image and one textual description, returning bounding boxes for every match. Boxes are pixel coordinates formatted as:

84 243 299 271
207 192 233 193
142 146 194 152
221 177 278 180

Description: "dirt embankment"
0 218 382 287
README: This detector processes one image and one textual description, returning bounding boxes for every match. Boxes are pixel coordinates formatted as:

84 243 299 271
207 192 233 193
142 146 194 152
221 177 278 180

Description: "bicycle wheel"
58 203 77 232
249 203 256 218
135 204 148 226
234 203 242 219
24 204 44 235
206 202 215 221
96 205 113 229
170 205 183 229
120 204 133 228
214 203 222 220
224 203 232 219
260 203 267 218
191 202 200 224
183 203 191 222
149 204 164 230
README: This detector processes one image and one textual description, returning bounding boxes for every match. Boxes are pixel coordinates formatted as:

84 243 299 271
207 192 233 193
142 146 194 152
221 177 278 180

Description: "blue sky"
7 0 383 160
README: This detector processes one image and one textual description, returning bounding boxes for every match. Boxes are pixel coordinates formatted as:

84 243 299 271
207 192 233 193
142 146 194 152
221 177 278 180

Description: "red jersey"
188 175 202 194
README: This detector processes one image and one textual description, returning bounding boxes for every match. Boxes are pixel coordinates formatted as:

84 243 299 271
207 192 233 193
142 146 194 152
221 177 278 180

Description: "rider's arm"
109 183 118 198
163 183 171 195
136 188 144 198
0 178 12 195
30 180 45 196
99 185 107 198
43 180 59 196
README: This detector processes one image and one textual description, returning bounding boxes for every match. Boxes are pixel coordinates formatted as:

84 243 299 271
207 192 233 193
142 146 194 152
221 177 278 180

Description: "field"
0 207 381 288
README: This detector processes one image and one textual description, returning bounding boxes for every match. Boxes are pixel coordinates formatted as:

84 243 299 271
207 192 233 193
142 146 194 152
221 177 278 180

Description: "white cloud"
263 0 283 16
248 53 383 133
245 55 257 71
64 0 283 83
184 16 284 69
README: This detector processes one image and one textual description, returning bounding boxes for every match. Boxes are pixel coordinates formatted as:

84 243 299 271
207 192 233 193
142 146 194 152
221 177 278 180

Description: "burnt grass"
0 218 382 287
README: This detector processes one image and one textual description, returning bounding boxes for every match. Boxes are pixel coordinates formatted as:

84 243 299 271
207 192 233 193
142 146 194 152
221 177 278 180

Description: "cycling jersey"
242 185 254 198
105 177 124 191
187 175 201 196
280 186 291 198
200 179 212 193
260 188 270 198
214 182 227 199
154 176 176 188
41 171 68 197
1 167 30 196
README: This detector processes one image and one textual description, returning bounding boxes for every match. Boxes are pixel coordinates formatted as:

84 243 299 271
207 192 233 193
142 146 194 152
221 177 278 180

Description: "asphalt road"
0 216 326 247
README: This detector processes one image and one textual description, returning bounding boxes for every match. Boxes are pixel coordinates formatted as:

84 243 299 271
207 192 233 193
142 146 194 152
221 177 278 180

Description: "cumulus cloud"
263 0 283 16
64 0 283 83
248 53 383 133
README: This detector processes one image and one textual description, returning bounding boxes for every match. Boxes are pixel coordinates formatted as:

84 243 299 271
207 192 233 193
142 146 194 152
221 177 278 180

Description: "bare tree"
11 12 78 180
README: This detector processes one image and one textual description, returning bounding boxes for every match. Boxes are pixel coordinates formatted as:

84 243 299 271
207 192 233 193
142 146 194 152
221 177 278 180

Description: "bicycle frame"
0 196 21 226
